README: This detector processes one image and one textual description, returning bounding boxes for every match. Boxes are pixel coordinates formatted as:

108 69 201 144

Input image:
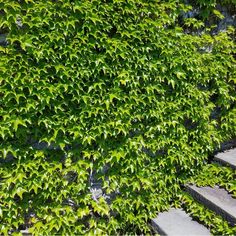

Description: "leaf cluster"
0 0 235 234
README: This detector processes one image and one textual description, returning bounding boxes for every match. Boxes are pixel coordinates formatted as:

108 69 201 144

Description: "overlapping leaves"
0 0 235 234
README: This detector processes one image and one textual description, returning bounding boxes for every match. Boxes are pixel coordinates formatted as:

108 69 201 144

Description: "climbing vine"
0 0 235 234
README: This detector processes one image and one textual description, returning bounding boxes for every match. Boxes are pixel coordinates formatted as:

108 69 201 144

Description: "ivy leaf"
15 187 27 200
13 118 27 132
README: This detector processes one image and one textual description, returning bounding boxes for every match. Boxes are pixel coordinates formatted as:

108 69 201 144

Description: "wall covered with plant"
0 0 235 234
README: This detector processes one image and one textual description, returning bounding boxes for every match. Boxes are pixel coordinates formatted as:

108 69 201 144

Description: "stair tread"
186 185 236 225
151 208 210 236
214 148 236 170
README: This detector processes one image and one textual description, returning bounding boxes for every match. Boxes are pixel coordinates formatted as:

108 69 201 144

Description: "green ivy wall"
0 0 235 234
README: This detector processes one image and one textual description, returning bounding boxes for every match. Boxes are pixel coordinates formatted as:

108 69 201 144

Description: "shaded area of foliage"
0 0 235 234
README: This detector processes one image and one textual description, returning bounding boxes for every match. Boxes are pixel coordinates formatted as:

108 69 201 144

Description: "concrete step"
214 148 236 170
185 185 236 225
151 208 210 236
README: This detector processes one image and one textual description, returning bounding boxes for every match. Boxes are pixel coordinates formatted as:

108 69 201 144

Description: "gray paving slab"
151 208 210 236
214 148 236 170
185 185 236 225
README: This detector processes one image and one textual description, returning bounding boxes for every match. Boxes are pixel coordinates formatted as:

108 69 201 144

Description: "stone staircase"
151 148 236 235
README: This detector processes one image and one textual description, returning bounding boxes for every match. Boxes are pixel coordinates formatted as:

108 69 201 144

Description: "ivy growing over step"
187 163 236 197
180 192 236 235
0 0 235 234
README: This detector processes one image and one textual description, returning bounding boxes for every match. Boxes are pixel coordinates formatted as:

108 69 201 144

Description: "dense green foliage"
0 0 235 234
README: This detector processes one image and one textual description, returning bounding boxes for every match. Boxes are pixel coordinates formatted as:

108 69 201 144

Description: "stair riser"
150 221 166 235
213 158 236 170
214 148 236 170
